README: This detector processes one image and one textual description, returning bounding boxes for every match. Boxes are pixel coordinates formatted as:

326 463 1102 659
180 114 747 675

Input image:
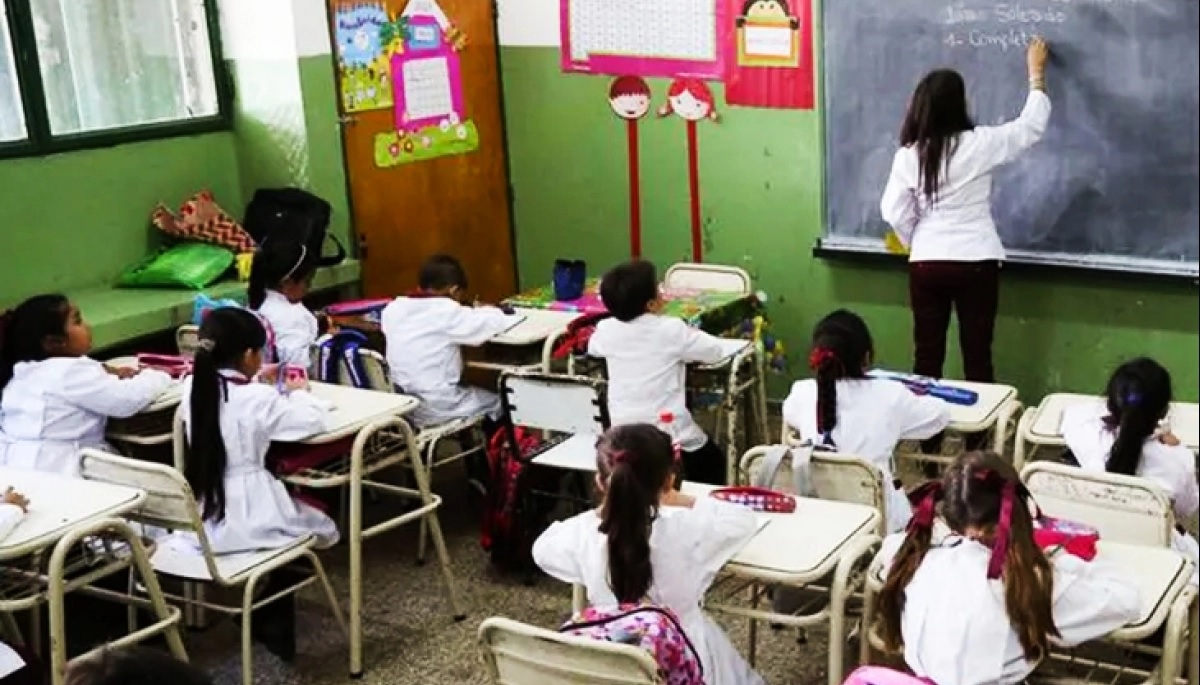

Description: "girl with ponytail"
533 424 764 685
876 451 1140 685
248 240 321 369
782 309 950 532
1062 357 1199 586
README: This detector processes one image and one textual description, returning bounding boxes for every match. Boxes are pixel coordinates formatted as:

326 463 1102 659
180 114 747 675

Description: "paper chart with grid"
568 0 717 62
402 56 454 121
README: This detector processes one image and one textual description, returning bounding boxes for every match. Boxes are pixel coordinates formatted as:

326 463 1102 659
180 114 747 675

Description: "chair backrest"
1020 461 1176 547
500 371 608 435
740 445 887 535
176 324 200 358
662 263 751 295
478 617 662 685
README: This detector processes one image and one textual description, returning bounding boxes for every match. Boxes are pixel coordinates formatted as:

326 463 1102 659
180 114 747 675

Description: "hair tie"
283 245 308 281
906 481 943 532
808 347 838 371
609 449 632 466
1123 391 1142 407
987 479 1017 579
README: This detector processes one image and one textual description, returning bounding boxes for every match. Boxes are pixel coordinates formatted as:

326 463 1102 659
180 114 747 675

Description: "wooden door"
331 0 516 302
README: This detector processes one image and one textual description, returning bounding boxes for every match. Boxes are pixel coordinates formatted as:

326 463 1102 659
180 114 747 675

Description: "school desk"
100 357 185 457
681 481 882 685
860 541 1197 685
468 308 582 373
1015 393 1200 470
0 468 186 684
275 383 465 678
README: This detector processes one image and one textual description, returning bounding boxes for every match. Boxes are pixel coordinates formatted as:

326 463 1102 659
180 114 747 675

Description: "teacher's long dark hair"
187 308 267 522
900 69 976 201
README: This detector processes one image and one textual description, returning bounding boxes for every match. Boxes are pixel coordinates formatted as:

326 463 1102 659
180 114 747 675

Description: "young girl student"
1062 357 1199 586
0 294 172 476
782 309 950 532
380 254 520 426
533 424 765 685
178 307 338 555
248 240 320 369
877 452 1140 685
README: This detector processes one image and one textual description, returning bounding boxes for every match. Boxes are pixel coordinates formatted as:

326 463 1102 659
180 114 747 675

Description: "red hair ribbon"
906 481 943 532
808 346 837 371
609 449 632 466
987 479 1017 579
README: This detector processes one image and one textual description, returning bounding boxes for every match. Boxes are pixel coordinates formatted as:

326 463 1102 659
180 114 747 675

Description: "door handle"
338 114 359 126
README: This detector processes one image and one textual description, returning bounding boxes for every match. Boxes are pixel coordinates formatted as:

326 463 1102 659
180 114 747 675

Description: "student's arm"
880 148 920 230
445 305 521 346
59 360 173 418
532 514 588 584
0 504 24 543
1168 448 1200 520
779 381 811 436
670 319 728 365
1050 553 1141 646
684 497 759 577
262 387 331 442
894 388 952 441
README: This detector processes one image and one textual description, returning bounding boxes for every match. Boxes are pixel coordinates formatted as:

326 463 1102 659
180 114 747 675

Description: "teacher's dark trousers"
909 260 1000 382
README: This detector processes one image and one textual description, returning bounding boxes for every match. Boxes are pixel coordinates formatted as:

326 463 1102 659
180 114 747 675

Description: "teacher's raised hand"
1027 36 1049 91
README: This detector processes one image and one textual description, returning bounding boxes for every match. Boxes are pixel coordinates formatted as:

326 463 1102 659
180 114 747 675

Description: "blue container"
553 259 587 301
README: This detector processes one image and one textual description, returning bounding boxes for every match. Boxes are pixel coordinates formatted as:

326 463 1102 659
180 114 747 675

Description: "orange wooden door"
331 0 516 302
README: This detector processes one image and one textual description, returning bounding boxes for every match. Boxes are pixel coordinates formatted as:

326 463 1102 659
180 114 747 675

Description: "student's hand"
1158 431 1181 447
1026 36 1049 79
105 364 139 379
3 488 30 512
661 490 696 509
285 376 310 393
257 364 281 385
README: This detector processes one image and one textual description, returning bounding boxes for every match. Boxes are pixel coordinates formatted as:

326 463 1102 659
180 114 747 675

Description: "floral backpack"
560 604 704 685
842 666 936 685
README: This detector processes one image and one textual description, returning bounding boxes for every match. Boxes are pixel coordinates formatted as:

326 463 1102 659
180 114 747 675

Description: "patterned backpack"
842 666 936 685
560 604 704 685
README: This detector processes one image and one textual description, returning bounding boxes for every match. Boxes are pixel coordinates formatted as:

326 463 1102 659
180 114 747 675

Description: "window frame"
0 0 232 160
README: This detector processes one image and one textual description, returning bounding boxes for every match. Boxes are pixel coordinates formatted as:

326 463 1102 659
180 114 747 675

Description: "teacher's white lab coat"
380 296 519 426
876 529 1141 685
782 378 950 532
0 357 171 477
256 289 319 369
1062 402 1200 586
173 373 338 554
588 315 727 451
533 498 765 685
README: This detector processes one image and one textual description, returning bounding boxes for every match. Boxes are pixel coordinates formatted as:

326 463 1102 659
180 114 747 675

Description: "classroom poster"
374 0 478 167
658 79 720 262
725 0 815 109
335 3 394 112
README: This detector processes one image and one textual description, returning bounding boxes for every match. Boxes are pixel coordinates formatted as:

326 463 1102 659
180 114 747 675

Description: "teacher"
881 37 1051 383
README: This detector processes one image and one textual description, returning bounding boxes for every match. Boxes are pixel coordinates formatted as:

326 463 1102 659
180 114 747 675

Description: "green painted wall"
0 133 242 305
500 47 1200 401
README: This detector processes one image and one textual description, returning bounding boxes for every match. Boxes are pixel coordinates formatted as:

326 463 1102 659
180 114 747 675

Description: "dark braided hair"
809 310 873 437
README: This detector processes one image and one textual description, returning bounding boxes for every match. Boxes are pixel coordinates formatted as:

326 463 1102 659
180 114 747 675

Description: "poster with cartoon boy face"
608 76 652 120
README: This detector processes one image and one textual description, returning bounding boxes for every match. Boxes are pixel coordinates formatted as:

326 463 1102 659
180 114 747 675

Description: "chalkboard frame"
812 0 1200 283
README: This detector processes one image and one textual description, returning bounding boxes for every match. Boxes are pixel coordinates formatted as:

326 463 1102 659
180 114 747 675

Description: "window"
0 0 228 157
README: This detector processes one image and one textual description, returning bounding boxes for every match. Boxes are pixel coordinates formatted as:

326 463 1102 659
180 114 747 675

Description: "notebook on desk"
499 314 528 335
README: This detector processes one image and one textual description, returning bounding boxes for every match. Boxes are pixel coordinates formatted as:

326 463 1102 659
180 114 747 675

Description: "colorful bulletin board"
335 3 394 112
725 0 815 109
560 0 727 80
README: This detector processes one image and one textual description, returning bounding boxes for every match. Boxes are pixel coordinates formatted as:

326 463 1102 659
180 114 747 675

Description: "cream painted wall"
496 0 559 46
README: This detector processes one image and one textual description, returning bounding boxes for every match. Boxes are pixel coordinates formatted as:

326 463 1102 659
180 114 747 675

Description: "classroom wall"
496 0 1200 400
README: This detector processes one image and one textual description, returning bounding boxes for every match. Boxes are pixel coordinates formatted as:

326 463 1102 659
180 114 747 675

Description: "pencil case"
710 487 795 513
869 369 979 406
136 353 192 378
1032 516 1099 561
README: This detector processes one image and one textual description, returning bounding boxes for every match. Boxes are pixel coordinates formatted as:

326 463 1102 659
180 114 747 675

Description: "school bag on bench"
242 188 346 267
560 604 704 685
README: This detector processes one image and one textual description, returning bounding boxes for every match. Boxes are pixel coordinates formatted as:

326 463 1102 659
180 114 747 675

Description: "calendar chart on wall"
560 0 726 79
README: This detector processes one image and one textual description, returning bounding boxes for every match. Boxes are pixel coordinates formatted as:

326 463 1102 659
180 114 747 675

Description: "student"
782 310 949 532
248 240 320 369
65 646 211 685
380 254 520 427
588 260 729 485
876 451 1140 685
0 295 172 477
177 307 338 555
533 424 764 685
1062 357 1199 586
881 38 1051 383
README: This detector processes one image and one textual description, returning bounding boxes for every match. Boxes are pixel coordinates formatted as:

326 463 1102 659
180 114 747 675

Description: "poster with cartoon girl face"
658 78 720 122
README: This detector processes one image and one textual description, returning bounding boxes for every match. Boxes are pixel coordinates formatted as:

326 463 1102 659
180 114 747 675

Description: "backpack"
560 604 704 685
480 426 556 573
314 330 372 388
842 666 936 685
242 188 346 267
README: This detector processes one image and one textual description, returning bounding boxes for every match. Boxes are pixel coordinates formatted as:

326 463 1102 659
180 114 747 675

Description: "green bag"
118 242 234 290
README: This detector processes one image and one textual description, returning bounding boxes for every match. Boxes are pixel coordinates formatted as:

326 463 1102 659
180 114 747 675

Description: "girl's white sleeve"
532 515 587 584
0 504 24 543
1169 451 1200 520
780 382 809 436
685 498 759 577
880 148 921 239
670 320 728 365
1050 553 1141 646
59 360 172 418
446 306 521 346
894 391 951 441
264 389 331 442
975 90 1052 171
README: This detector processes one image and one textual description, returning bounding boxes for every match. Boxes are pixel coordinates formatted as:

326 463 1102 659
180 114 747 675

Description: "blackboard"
821 0 1200 278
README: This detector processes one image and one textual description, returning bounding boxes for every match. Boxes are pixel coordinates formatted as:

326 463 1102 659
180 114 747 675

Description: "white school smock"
0 503 24 543
0 357 172 477
533 498 765 685
255 289 319 370
588 315 727 451
876 529 1141 685
881 90 1052 263
1062 402 1200 586
380 296 520 427
175 373 338 554
782 378 950 532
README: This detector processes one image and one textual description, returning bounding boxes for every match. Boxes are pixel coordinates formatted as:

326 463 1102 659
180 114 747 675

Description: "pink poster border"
559 0 726 80
391 15 465 133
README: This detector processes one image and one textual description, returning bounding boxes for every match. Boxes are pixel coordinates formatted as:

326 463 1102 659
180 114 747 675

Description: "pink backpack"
560 604 704 685
843 666 935 685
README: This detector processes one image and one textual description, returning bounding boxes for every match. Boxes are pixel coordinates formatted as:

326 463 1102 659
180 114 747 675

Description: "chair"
79 450 346 685
478 616 661 684
662 263 752 294
499 370 609 473
175 324 200 358
1020 461 1176 547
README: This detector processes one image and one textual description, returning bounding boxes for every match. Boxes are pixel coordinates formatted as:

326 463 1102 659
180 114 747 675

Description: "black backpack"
243 188 347 266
